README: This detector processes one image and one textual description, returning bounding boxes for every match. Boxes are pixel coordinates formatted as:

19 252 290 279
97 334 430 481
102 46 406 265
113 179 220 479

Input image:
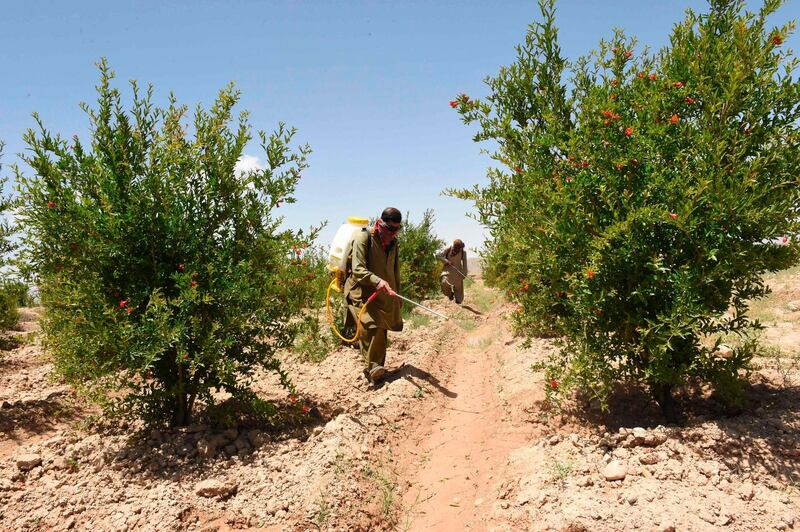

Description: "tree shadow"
553 378 800 486
382 363 457 398
103 397 336 482
0 391 83 438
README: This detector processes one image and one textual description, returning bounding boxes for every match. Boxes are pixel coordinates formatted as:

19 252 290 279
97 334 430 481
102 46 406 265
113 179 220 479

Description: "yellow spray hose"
325 277 379 343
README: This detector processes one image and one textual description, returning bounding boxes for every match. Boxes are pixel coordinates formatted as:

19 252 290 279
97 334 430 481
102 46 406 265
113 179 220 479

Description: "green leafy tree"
449 0 800 420
0 143 20 330
16 61 319 426
398 209 445 304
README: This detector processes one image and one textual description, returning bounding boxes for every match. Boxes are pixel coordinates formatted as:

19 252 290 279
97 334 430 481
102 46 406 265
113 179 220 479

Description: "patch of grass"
312 487 331 527
748 266 800 326
407 310 432 329
293 313 340 363
362 463 399 527
467 280 496 314
758 345 799 387
548 459 574 486
455 317 477 332
0 334 23 351
470 337 493 351
333 450 351 478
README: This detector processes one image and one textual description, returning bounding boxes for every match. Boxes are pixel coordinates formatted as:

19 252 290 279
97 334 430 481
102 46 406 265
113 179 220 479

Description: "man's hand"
376 279 397 297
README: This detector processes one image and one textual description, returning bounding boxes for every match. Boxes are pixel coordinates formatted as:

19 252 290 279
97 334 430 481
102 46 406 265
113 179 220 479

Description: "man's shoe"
369 366 387 383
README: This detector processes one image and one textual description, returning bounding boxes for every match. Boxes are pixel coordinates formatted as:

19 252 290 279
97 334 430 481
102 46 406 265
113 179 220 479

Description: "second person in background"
437 239 468 304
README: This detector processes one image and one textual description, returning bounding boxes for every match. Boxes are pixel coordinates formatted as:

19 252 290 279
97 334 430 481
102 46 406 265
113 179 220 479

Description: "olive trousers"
358 326 387 370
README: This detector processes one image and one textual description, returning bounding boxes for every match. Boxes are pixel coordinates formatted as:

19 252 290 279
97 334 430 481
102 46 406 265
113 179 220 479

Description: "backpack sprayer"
325 217 449 343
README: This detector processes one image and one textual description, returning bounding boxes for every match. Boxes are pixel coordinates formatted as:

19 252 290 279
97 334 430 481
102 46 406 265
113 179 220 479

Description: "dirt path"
396 287 543 531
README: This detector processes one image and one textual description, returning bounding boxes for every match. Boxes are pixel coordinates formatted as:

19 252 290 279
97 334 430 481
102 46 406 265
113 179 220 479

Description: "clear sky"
1 1 798 253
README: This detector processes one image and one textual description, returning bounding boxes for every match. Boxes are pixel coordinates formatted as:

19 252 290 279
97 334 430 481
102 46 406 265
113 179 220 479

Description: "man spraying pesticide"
326 208 449 384
437 239 468 304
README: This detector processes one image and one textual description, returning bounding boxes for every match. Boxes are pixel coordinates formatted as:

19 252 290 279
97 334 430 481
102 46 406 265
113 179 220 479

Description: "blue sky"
1 0 798 252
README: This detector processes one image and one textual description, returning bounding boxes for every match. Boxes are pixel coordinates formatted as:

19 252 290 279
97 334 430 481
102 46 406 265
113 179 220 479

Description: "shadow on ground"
547 377 800 486
102 396 336 482
0 391 84 438
382 363 457 398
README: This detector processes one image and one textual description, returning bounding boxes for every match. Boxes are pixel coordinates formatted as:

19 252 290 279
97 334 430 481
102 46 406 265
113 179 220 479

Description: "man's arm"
436 246 451 265
350 232 380 287
462 250 468 276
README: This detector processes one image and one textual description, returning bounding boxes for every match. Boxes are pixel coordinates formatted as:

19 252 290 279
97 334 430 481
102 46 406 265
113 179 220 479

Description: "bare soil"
1 271 798 531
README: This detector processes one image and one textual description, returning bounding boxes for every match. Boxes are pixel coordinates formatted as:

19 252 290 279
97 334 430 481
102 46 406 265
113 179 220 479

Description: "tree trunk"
653 383 680 425
171 363 192 427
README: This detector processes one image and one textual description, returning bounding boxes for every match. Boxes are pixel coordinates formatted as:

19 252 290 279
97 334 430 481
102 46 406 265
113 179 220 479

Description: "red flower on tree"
772 34 783 46
178 263 185 271
670 114 680 124
587 269 595 279
449 100 458 108
672 81 684 89
191 280 198 287
289 394 298 403
301 404 310 414
624 127 633 137
649 73 657 81
669 212 678 219
550 379 559 390
624 50 633 59
119 300 128 308
637 71 645 79
685 96 696 105
47 201 56 208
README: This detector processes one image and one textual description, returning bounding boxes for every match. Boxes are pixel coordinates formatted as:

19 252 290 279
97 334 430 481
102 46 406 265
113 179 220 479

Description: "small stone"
16 453 42 471
787 301 800 312
451 497 461 506
247 429 270 448
698 460 720 478
474 498 484 506
714 344 733 359
548 435 560 446
627 493 638 505
233 437 251 452
602 460 627 481
500 501 510 510
739 482 755 501
194 479 237 498
639 451 665 465
52 457 68 470
699 512 716 524
644 432 667 447
197 440 216 459
222 428 239 441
